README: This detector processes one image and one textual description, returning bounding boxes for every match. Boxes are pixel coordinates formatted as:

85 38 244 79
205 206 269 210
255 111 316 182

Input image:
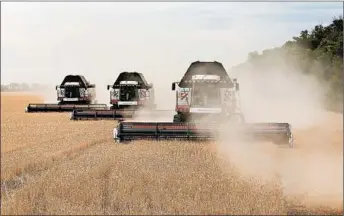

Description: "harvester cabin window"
120 85 138 101
192 84 221 107
65 86 80 98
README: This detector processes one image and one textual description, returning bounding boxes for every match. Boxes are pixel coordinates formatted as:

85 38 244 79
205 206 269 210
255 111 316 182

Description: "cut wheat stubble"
1 93 342 215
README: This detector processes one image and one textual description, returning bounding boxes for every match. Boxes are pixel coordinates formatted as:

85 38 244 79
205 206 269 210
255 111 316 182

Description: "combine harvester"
71 72 171 120
113 61 294 148
25 75 108 112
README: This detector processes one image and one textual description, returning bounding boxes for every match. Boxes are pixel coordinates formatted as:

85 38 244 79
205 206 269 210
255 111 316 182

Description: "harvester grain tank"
25 75 108 112
113 61 294 147
70 72 164 120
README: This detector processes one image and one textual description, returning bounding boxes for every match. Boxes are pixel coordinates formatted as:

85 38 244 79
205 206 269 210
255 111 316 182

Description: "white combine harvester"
70 72 170 120
25 75 107 112
112 61 294 147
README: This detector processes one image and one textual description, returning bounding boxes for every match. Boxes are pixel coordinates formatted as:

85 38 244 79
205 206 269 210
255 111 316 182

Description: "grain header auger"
25 75 108 112
70 72 172 120
112 61 294 148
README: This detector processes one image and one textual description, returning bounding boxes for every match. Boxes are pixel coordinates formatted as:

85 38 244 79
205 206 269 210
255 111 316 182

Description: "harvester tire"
110 105 119 110
173 114 182 123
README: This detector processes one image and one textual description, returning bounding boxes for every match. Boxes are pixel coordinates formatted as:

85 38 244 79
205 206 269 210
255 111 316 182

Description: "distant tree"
1 85 7 91
9 83 20 90
20 83 30 91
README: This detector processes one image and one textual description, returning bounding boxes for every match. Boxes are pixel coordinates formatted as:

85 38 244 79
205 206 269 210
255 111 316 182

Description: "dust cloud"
130 109 175 122
40 84 58 103
217 59 343 209
232 66 328 129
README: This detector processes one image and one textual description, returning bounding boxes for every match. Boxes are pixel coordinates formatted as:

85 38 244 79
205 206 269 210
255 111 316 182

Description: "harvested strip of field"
1 93 342 215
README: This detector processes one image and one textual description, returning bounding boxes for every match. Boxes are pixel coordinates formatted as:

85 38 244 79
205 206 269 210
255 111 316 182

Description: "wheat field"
1 92 342 215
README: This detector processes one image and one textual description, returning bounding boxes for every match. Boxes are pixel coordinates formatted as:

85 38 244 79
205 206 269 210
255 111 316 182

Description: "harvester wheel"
173 114 182 123
274 134 294 148
113 128 121 143
110 105 119 110
288 131 294 148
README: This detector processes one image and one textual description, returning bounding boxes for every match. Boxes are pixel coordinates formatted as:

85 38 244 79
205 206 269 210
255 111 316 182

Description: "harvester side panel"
176 88 191 112
110 88 120 104
138 88 154 106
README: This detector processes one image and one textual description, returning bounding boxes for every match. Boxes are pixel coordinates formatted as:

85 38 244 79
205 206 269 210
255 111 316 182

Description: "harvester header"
113 121 293 146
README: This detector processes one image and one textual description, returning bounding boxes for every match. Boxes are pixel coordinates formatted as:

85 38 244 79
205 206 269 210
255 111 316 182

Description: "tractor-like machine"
70 72 165 120
113 61 294 147
25 75 108 112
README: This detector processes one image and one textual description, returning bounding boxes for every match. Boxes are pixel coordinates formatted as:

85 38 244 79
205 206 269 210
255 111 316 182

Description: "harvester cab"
171 61 245 124
56 75 97 104
113 61 294 148
25 75 108 112
107 72 156 110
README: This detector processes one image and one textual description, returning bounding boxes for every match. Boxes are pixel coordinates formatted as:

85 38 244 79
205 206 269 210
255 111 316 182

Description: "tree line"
232 16 343 112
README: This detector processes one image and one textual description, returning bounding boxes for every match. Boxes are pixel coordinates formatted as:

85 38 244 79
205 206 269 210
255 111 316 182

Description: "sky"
1 2 343 105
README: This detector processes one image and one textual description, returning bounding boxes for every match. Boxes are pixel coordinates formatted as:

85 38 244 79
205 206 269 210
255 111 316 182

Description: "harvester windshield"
120 85 138 101
191 83 221 108
64 87 81 98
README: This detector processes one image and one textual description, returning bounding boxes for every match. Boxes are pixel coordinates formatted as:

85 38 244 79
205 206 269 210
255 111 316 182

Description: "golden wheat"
1 93 342 215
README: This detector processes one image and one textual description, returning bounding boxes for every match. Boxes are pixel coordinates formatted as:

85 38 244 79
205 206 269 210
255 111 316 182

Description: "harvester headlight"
58 89 65 97
79 88 85 97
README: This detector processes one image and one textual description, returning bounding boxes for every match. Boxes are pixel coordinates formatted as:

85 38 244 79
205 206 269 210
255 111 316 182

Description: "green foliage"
233 16 343 112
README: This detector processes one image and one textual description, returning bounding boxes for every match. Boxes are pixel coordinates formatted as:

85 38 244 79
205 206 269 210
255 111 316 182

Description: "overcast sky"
2 2 342 87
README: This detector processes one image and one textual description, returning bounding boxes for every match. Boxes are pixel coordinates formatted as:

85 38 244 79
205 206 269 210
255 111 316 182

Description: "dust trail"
94 80 111 105
41 85 58 103
217 61 343 210
129 108 175 122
